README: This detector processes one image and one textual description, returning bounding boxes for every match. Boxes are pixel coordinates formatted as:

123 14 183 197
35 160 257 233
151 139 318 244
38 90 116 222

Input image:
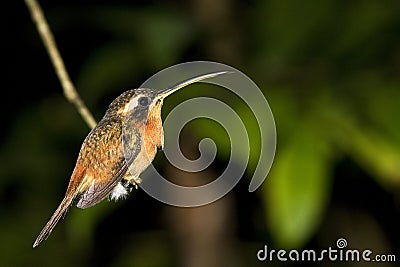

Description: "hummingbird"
33 71 230 248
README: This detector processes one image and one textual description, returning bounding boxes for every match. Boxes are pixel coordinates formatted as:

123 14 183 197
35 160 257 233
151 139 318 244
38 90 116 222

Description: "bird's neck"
144 103 163 152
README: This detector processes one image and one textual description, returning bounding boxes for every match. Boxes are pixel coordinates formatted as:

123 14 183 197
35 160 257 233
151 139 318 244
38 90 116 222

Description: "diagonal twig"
25 0 97 129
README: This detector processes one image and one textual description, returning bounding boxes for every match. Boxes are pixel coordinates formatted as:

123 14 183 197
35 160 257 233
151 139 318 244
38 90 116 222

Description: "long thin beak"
156 70 233 100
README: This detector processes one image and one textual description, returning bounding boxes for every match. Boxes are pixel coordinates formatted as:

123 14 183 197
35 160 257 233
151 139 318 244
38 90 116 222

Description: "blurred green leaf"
323 103 400 188
312 83 400 186
265 120 332 248
349 128 400 186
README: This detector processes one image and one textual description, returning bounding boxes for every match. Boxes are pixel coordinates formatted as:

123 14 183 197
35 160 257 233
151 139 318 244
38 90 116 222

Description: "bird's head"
106 70 231 123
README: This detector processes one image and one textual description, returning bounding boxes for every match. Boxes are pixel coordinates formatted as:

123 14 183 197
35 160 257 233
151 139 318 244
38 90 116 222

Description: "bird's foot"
121 176 142 190
132 177 142 189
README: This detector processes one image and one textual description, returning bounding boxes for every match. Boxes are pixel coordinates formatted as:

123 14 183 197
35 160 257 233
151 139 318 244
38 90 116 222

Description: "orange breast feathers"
144 101 163 157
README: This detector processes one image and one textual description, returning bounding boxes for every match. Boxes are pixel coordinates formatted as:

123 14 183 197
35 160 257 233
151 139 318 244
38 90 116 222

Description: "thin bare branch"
25 0 97 129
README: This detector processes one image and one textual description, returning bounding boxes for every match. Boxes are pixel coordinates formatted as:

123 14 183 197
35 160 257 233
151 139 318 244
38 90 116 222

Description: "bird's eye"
139 97 149 106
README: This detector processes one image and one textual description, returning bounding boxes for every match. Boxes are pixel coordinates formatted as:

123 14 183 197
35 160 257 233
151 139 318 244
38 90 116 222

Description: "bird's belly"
126 144 157 178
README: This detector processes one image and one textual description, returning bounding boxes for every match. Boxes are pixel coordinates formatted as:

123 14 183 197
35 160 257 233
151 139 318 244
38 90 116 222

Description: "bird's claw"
121 176 142 190
131 177 142 189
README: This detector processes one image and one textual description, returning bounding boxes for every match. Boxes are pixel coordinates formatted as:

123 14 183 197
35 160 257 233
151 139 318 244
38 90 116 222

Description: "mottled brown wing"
76 120 142 209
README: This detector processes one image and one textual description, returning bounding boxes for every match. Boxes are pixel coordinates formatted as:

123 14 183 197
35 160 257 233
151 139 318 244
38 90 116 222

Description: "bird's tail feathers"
33 195 74 248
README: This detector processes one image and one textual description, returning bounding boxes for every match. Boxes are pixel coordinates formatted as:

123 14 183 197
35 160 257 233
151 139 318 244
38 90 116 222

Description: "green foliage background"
2 0 399 266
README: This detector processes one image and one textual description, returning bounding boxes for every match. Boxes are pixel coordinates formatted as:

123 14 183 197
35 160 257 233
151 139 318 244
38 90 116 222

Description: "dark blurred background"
2 0 400 266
